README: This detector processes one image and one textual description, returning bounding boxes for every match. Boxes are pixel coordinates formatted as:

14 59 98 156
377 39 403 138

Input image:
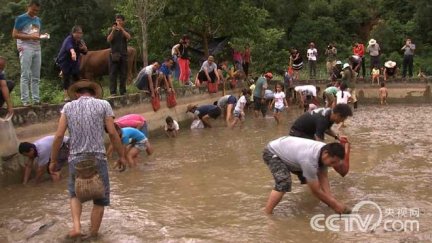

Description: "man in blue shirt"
157 58 175 93
12 0 43 106
0 57 14 118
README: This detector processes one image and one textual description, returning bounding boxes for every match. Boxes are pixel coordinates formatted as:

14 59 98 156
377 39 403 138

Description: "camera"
327 45 332 49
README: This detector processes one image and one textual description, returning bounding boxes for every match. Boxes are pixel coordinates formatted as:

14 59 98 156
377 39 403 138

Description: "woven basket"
74 159 105 203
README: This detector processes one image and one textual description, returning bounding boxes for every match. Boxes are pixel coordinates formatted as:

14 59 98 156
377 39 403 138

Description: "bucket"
74 159 104 203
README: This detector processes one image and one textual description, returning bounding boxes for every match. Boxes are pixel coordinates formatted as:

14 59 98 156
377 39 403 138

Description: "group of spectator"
289 38 417 82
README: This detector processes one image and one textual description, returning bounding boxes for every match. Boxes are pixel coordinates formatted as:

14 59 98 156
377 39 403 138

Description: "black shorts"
253 96 263 111
207 107 221 119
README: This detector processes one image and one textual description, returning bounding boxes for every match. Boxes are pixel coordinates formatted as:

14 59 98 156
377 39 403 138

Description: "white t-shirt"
199 60 217 73
144 65 155 76
273 91 286 109
294 85 317 97
336 91 351 104
307 48 318 61
171 44 180 56
234 95 247 112
165 120 179 131
267 136 327 181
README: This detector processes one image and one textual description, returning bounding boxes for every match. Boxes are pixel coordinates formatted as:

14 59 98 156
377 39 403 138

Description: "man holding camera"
325 43 337 80
107 14 131 96
401 38 415 79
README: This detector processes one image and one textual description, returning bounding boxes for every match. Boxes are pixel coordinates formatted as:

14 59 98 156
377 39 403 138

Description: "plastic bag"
0 118 19 158
167 91 177 108
151 95 161 112
190 119 204 129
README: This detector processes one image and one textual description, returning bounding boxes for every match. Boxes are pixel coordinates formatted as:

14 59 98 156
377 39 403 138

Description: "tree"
117 0 167 66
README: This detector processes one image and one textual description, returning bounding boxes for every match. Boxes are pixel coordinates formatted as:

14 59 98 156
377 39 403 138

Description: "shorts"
273 107 284 113
263 148 303 192
227 95 237 105
132 138 148 151
46 142 69 174
253 96 263 111
68 153 110 206
207 107 221 119
233 110 243 118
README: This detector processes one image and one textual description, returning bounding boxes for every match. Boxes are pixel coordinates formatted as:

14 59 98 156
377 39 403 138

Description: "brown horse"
80 47 137 84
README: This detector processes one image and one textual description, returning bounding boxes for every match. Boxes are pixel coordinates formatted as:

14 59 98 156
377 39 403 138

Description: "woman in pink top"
115 114 148 137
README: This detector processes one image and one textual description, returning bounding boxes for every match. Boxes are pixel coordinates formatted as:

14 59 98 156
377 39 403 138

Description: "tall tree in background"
117 0 167 66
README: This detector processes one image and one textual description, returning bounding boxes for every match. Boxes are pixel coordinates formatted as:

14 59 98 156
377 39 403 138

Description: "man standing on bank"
107 14 131 96
263 136 351 214
50 80 126 240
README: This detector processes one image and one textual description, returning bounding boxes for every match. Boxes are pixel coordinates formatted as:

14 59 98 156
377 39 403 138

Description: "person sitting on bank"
197 55 220 85
135 61 160 98
19 135 69 184
263 136 351 214
0 56 14 119
289 104 353 177
331 61 343 81
186 104 221 128
383 61 398 82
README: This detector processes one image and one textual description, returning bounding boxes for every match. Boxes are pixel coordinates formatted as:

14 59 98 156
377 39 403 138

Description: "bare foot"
67 229 82 239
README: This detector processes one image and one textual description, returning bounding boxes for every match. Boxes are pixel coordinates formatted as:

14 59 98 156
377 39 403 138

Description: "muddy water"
1 105 432 242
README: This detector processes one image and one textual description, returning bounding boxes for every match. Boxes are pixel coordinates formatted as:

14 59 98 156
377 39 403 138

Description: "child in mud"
269 83 288 124
379 83 388 105
230 88 251 128
108 124 153 168
165 116 179 137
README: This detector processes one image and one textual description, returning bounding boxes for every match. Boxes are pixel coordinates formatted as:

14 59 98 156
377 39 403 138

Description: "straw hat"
368 39 377 45
384 61 396 68
67 80 103 100
186 104 197 113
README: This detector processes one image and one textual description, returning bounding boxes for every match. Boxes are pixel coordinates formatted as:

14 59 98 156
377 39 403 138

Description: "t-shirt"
234 95 247 112
14 13 41 50
367 44 380 56
372 68 380 75
353 44 365 57
34 135 69 167
199 61 217 73
115 114 145 128
294 85 317 97
217 95 230 107
403 44 415 56
307 48 318 61
194 105 218 119
171 44 180 56
273 91 286 109
62 96 114 155
159 63 171 76
253 77 268 98
324 86 338 96
109 27 130 55
165 120 179 131
121 127 147 145
336 91 351 104
267 136 327 181
290 108 333 140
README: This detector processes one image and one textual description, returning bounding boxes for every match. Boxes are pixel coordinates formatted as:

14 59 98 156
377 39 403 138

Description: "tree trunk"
140 17 148 66
203 34 209 57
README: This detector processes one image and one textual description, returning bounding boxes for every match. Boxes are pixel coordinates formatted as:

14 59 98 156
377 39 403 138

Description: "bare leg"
69 197 82 237
264 190 285 214
128 147 141 167
90 204 105 236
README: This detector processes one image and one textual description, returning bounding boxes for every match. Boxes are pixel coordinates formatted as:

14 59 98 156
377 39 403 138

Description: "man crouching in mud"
50 80 126 240
263 136 351 214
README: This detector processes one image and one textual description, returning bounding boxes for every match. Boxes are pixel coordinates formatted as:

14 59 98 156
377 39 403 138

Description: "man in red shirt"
353 42 365 78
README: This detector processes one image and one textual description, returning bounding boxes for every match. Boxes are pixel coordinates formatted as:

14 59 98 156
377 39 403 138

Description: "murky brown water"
1 104 432 242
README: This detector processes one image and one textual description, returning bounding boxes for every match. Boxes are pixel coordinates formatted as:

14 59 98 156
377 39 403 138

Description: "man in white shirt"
307 42 318 79
294 85 320 111
135 61 160 98
197 56 220 83
263 136 351 214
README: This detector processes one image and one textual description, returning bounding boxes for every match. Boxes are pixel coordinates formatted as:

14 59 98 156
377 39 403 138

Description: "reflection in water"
0 104 431 242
